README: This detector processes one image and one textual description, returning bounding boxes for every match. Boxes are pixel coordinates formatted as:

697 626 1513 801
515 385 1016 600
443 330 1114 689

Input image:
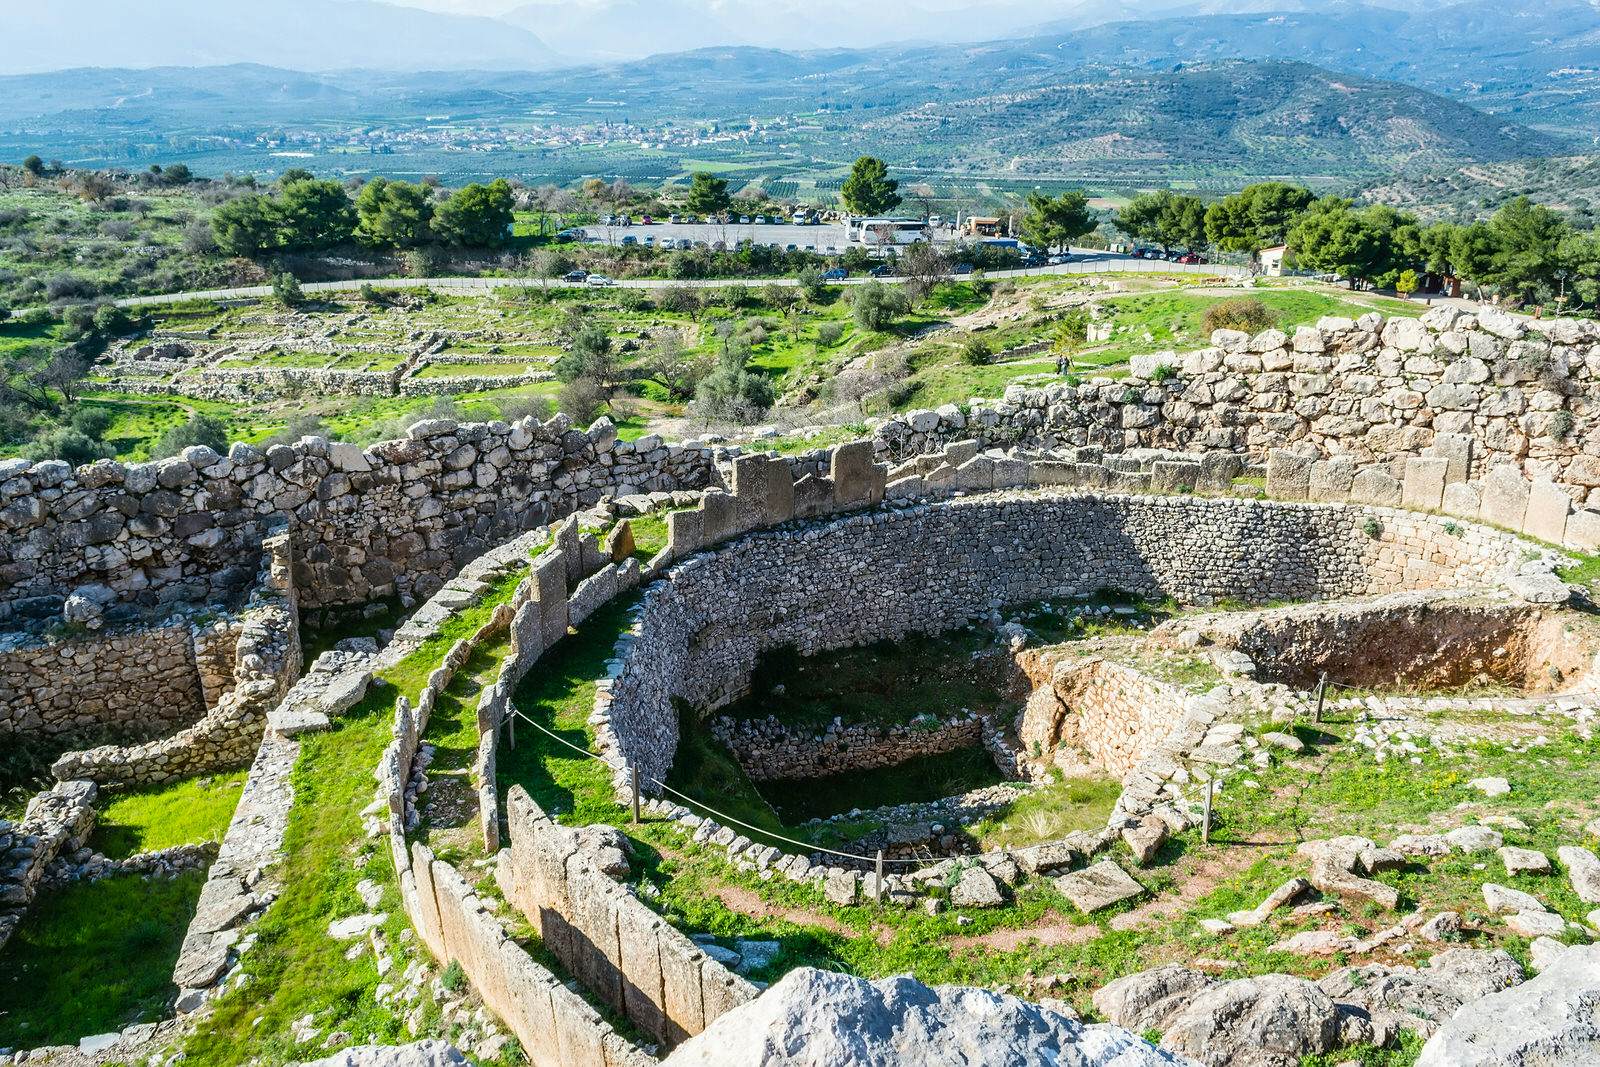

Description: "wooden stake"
631 766 641 825
874 850 885 905
1202 778 1214 845
508 709 516 750
1314 673 1327 724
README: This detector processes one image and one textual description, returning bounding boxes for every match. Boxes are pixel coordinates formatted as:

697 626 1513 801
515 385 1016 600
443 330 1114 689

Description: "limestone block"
699 491 739 544
1524 479 1572 544
942 439 981 467
791 474 835 519
732 455 791 531
665 508 704 558
993 458 1030 489
1350 468 1402 507
1565 509 1600 553
1030 461 1076 486
953 456 995 492
1266 450 1313 502
1074 463 1112 488
1150 461 1201 494
829 441 876 507
615 905 668 1043
1425 433 1474 484
1308 458 1356 503
1197 452 1244 493
658 939 707 1044
533 551 569 650
1109 469 1151 493
1479 465 1531 531
1442 481 1481 520
1402 457 1449 511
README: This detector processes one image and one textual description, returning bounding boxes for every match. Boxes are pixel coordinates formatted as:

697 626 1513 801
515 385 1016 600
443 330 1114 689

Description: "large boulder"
1418 945 1600 1066
1093 965 1216 1033
1317 949 1524 1042
660 967 1193 1066
1158 973 1359 1067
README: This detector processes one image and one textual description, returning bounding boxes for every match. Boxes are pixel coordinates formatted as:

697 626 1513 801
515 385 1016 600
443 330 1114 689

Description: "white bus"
847 218 932 246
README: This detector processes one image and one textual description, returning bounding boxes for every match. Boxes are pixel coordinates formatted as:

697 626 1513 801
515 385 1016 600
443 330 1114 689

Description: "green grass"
412 362 539 379
0 871 205 1048
89 771 248 859
972 777 1123 850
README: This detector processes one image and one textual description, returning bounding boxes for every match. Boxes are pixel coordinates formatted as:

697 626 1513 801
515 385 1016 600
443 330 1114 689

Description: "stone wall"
0 413 714 619
50 525 302 786
0 622 205 740
873 308 1600 520
602 488 1539 794
709 712 984 781
499 788 757 1049
0 779 96 952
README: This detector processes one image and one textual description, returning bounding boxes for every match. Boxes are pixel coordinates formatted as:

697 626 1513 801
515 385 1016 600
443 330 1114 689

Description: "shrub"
849 282 909 332
960 337 992 366
440 960 466 993
495 393 554 423
24 427 112 467
153 413 228 458
1550 410 1575 441
271 272 304 306
1201 297 1277 336
1362 517 1383 539
1150 363 1178 383
557 376 608 425
816 321 844 347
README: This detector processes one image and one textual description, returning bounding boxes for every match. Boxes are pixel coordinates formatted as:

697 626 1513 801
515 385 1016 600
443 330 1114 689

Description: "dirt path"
949 910 1100 951
712 884 893 945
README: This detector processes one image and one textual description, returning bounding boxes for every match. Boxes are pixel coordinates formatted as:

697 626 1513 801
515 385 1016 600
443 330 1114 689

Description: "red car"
1177 253 1207 265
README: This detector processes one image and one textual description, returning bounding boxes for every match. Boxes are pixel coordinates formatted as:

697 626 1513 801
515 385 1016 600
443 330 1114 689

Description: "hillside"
851 61 1562 178
1363 155 1600 221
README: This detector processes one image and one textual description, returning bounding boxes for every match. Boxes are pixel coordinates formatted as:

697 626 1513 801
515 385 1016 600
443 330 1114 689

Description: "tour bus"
847 218 932 246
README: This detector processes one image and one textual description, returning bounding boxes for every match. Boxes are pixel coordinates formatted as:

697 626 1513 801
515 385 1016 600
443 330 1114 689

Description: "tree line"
1110 182 1598 309
211 170 517 259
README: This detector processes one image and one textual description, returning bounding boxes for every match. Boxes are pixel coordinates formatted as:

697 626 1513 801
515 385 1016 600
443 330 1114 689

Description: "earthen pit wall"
604 492 1531 793
1015 656 1191 780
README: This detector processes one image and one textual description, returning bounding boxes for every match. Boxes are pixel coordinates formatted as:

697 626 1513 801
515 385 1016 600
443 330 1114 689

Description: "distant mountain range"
0 0 562 75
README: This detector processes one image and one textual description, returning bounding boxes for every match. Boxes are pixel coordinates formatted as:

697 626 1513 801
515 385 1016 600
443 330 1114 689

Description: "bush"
261 414 329 449
271 272 304 307
960 337 992 366
69 407 114 440
153 413 228 458
849 282 909 332
494 393 554 423
1201 297 1277 336
816 321 844 347
557 376 608 425
24 427 112 467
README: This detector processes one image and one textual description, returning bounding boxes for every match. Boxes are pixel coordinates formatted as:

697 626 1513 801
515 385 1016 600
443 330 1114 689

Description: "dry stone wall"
0 779 96 952
873 309 1600 535
1015 656 1192 780
0 414 713 620
709 712 984 781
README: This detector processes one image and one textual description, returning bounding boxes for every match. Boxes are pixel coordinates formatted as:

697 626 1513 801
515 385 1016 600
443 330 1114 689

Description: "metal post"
1314 673 1327 724
1202 778 1214 846
631 766 641 825
874 850 885 905
508 709 515 750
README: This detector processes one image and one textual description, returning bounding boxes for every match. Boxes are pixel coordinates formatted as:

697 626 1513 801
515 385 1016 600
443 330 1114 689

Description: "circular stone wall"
603 490 1533 789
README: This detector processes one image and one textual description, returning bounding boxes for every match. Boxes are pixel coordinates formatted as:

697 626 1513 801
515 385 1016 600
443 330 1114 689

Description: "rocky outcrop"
303 1040 469 1067
660 967 1192 1066
1417 944 1600 1066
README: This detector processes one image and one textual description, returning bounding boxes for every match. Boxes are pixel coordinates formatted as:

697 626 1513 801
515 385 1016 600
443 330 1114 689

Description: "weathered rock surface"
1055 860 1145 913
1158 973 1355 1067
660 967 1192 1066
1418 944 1600 1066
303 1040 468 1067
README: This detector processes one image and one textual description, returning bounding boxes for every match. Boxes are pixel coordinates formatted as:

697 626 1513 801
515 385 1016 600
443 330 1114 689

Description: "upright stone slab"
942 439 981 467
791 474 835 519
830 441 876 508
1266 450 1313 502
699 491 738 544
1426 432 1474 484
1031 461 1076 486
1566 509 1600 553
1151 461 1201 494
1402 457 1449 511
1442 481 1481 520
1480 465 1532 531
954 456 995 492
555 515 584 589
1197 452 1244 493
1308 458 1356 503
1109 469 1151 493
731 455 774 532
1350 468 1402 507
1525 479 1572 544
993 458 1030 489
658 940 707 1044
758 456 795 525
665 508 704 558
533 550 569 649
615 905 668 1043
1074 463 1112 488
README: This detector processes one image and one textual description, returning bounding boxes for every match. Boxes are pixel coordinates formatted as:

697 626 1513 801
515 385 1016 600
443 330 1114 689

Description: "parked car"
785 244 798 252
951 263 973 275
620 235 637 246
1177 253 1203 265
643 236 656 248
739 216 751 224
562 270 589 283
869 264 894 278
1047 253 1071 265
754 214 767 224
669 214 682 224
587 274 616 287
821 268 848 281
641 215 654 225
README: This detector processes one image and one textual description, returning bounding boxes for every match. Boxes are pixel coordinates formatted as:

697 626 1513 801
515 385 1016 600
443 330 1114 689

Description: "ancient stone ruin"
7 307 1600 1065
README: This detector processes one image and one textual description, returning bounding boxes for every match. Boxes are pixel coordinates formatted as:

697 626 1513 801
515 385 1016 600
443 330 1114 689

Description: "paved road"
114 253 1249 309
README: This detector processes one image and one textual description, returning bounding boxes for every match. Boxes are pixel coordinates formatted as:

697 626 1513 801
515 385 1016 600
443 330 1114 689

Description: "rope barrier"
504 705 1209 871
